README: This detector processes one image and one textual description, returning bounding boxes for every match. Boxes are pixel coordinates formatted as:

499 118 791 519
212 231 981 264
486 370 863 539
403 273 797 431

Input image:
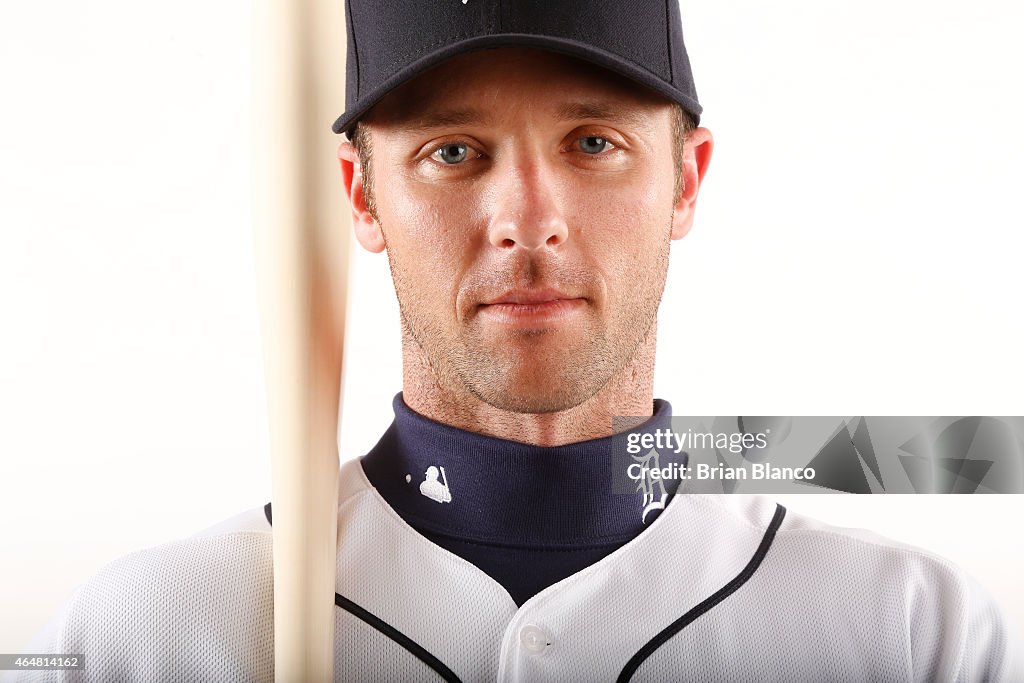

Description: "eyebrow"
392 108 490 133
553 101 651 129
393 100 653 134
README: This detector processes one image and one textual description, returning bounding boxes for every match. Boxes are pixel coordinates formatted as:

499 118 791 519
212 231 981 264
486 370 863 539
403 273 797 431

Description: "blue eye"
434 143 469 164
578 136 611 154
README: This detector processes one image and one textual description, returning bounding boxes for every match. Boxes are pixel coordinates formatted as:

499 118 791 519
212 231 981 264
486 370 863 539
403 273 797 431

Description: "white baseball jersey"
10 457 1023 682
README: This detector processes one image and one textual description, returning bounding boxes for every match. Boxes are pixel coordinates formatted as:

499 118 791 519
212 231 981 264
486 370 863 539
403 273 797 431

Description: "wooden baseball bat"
252 0 349 680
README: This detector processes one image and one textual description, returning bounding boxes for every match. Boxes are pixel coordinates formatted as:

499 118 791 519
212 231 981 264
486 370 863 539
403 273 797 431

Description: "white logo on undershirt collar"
419 465 453 503
634 449 668 523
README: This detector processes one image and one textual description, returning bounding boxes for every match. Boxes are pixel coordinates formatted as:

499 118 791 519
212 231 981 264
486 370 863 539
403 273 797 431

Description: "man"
13 1 1023 681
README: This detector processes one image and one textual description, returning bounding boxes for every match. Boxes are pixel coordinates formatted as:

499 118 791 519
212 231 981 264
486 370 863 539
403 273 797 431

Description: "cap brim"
331 33 702 136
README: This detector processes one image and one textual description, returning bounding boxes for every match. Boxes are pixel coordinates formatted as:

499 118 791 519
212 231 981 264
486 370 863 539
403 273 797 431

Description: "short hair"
351 102 695 219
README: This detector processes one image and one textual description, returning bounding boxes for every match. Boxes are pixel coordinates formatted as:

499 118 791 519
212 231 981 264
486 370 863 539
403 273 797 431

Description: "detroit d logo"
633 449 668 524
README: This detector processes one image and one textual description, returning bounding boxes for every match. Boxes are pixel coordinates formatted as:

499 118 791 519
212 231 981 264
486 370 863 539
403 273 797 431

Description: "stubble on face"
380 210 673 415
361 48 683 425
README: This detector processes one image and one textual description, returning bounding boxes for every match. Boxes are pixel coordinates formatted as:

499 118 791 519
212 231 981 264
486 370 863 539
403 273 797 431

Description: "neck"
400 327 657 447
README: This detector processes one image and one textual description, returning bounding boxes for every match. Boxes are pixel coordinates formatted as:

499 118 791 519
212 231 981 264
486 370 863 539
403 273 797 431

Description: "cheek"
376 174 485 309
565 165 673 279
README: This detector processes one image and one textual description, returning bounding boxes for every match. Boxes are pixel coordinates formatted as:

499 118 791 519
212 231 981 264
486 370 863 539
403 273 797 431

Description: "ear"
338 141 386 253
671 127 714 240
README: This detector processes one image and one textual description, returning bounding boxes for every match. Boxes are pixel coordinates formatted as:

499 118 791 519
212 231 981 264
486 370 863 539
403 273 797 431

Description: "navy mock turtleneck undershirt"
360 394 679 606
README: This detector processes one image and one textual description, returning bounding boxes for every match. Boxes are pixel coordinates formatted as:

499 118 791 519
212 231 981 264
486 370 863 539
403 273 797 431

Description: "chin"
453 328 618 414
468 365 603 415
476 388 586 415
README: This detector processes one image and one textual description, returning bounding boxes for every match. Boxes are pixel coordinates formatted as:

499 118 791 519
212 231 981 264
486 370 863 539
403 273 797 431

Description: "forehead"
361 47 674 130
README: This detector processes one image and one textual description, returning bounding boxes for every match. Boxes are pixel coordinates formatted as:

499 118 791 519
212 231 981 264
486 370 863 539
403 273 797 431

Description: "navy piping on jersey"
263 502 463 682
616 503 788 683
334 593 462 683
263 501 785 681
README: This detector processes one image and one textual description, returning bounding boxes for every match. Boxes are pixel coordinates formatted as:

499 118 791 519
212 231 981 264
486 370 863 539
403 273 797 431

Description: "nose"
487 159 569 251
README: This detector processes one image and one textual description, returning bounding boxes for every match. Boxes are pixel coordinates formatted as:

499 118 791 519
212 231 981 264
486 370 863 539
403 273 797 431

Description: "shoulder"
75 503 274 619
20 506 275 681
81 504 274 600
704 494 1002 611
700 493 977 576
710 495 1024 681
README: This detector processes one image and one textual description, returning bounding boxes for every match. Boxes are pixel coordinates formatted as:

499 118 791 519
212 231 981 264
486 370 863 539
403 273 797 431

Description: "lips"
483 288 579 306
477 289 586 325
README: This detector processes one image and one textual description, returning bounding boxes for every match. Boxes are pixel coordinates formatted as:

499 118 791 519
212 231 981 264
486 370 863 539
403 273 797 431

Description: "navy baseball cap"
332 0 702 136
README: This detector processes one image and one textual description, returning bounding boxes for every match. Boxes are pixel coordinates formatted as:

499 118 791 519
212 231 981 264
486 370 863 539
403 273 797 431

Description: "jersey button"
520 624 550 654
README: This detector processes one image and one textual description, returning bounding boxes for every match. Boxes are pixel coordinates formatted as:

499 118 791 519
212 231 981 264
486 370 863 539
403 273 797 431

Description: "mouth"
477 288 587 326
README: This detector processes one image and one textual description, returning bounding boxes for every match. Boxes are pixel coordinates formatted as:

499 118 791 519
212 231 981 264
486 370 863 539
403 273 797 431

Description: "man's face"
352 48 693 414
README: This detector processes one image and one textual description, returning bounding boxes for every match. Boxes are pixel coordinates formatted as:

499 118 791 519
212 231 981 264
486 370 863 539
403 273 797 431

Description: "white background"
1 0 1023 653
